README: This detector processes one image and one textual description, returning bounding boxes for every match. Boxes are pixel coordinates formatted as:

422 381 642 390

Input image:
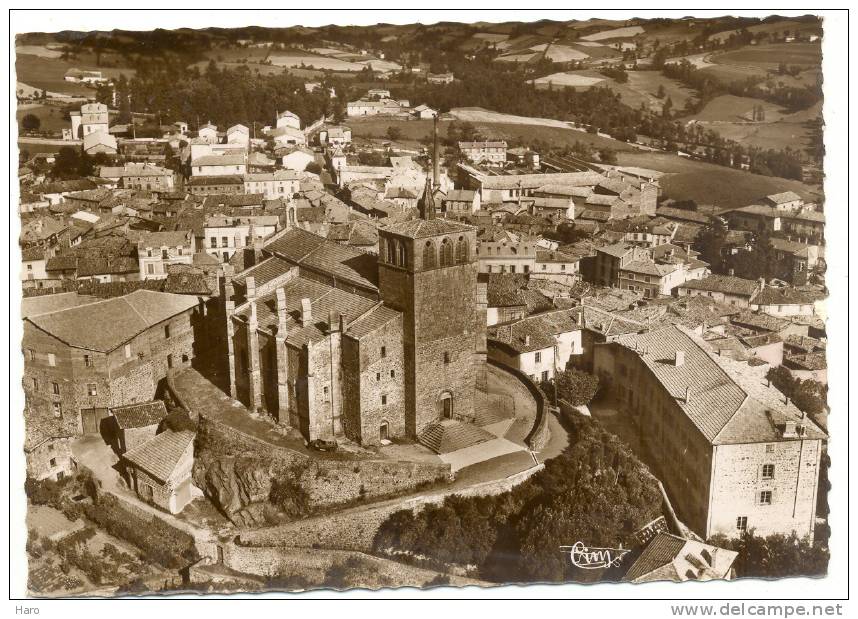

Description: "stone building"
377 177 484 436
122 429 196 514
593 325 826 540
22 290 201 437
110 400 168 454
224 180 487 446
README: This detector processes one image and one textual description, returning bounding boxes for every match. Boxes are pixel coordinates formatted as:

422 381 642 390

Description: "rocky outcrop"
193 454 290 527
192 414 452 528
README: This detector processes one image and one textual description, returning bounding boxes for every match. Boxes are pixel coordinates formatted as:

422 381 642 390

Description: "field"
17 103 71 134
697 42 822 87
580 25 644 41
686 94 787 123
495 53 538 63
541 44 590 62
531 71 606 89
348 116 639 154
615 151 822 207
607 70 697 114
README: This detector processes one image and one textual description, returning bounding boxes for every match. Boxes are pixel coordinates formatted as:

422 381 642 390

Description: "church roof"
381 218 474 239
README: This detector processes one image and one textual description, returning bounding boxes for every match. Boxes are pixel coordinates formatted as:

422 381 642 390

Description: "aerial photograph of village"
13 11 834 598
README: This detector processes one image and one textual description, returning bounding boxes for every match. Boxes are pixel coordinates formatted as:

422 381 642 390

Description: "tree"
656 84 666 99
51 146 94 180
21 113 41 132
386 125 402 141
766 366 827 418
598 148 618 165
548 368 600 407
709 531 828 579
695 219 729 273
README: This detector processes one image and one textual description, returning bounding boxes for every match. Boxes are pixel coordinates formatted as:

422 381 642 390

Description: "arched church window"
440 238 453 267
456 236 469 264
423 240 436 269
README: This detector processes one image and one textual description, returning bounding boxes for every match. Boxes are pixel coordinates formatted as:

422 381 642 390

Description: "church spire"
419 175 436 220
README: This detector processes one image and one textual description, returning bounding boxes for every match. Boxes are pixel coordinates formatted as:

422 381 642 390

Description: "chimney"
685 386 692 404
675 350 685 366
300 297 312 327
246 275 256 301
577 309 583 327
729 268 735 277
758 277 766 290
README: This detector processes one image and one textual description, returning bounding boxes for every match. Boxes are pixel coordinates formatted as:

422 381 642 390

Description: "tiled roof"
730 310 790 333
766 191 803 204
186 175 244 186
474 170 604 191
122 430 194 483
27 290 199 352
132 230 193 248
164 270 212 295
485 273 530 307
20 292 101 319
679 275 759 297
615 326 826 444
535 249 579 264
111 400 168 430
381 218 474 239
753 286 822 306
192 154 247 167
624 533 687 582
344 304 401 339
655 207 711 225
488 309 582 353
77 255 139 276
265 228 327 262
234 256 293 287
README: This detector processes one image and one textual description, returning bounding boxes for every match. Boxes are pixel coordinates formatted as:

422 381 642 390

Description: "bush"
82 494 198 569
709 531 828 579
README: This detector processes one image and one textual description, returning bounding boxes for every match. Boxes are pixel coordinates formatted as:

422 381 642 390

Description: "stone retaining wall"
238 462 544 552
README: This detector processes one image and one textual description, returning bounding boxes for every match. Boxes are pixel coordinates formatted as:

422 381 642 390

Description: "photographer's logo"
560 541 630 569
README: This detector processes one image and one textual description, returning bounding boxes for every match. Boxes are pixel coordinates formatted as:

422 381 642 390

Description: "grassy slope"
616 151 822 207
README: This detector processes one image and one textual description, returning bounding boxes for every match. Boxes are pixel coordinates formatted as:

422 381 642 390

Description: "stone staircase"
418 419 495 454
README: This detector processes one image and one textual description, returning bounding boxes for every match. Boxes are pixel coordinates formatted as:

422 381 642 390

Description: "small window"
766 444 776 453
161 249 168 260
27 349 35 361
52 402 62 418
210 237 217 248
376 372 381 381
380 346 386 358
87 383 97 396
147 263 155 275
48 353 56 367
762 464 775 480
443 352 450 364
84 354 93 367
390 369 395 378
323 385 329 397
49 458 57 467
164 324 171 339
534 351 542 363
32 378 38 391
542 370 549 382
758 491 772 505
51 382 59 395
381 394 387 405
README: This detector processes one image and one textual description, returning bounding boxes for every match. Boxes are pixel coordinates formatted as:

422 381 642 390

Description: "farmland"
699 42 822 87
17 103 71 134
615 151 822 208
607 71 697 114
15 51 135 98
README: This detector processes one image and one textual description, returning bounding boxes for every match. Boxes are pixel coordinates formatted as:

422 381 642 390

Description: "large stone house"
22 290 201 437
593 325 826 541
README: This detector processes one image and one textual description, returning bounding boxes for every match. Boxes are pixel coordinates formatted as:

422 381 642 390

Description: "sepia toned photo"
11 10 842 602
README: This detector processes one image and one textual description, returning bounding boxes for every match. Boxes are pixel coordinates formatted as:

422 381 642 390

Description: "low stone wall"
238 462 544 552
219 544 485 589
486 359 551 450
